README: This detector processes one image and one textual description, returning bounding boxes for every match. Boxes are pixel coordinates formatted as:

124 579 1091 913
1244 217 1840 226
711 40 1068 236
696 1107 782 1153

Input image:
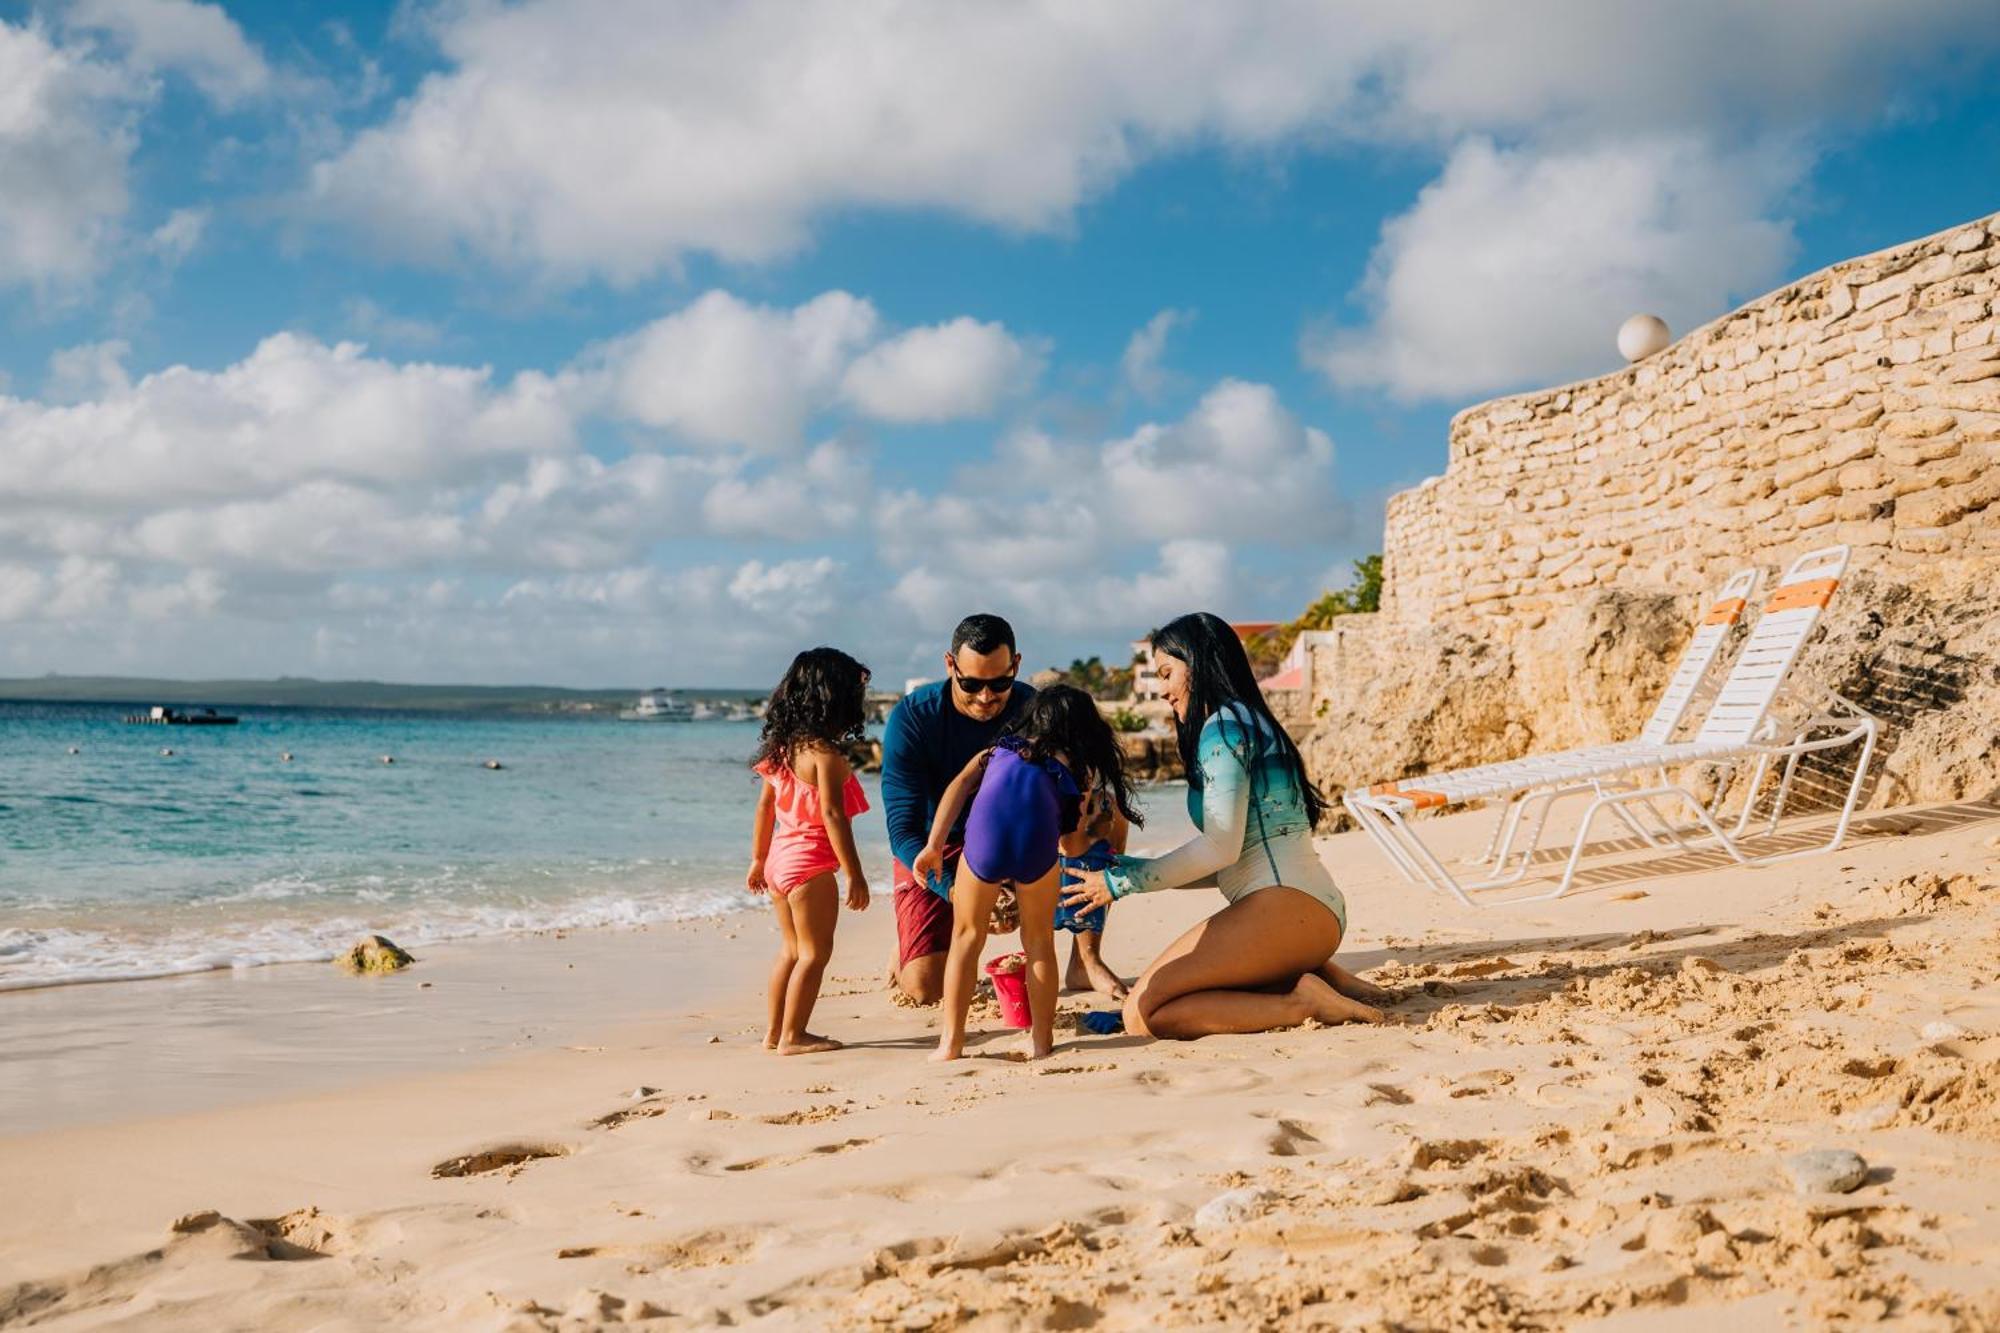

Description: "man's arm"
878 697 931 871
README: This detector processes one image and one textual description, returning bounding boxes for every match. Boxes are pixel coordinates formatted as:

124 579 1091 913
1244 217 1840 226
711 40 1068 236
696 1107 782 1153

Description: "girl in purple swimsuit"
914 685 1141 1060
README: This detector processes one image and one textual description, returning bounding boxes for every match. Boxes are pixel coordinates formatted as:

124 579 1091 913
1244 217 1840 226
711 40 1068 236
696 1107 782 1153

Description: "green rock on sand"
337 934 416 974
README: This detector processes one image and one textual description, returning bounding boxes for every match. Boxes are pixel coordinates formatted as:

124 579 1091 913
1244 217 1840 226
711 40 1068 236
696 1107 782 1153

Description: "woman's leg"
1124 887 1384 1040
1014 869 1061 1059
764 889 799 1050
775 874 841 1055
930 872 1000 1061
1317 958 1398 1004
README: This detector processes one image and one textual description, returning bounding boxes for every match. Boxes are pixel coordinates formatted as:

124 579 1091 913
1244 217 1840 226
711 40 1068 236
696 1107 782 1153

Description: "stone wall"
1302 212 2000 816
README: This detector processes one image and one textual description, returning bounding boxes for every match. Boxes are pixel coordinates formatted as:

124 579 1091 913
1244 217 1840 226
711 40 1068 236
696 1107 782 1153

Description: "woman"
1060 612 1388 1038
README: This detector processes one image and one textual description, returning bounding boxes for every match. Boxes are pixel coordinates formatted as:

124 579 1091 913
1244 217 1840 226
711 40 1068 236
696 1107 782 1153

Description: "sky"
2 1 1997 688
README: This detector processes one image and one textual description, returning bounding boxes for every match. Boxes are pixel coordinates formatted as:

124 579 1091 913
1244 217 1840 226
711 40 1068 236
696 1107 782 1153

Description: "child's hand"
745 861 767 894
846 876 871 912
911 843 943 886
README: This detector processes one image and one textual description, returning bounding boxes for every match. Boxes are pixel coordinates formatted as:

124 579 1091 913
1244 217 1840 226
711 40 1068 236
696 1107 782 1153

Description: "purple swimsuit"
961 738 1083 887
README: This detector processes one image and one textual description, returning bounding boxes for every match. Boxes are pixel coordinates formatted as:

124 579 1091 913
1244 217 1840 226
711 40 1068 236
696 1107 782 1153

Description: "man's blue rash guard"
879 678 1037 886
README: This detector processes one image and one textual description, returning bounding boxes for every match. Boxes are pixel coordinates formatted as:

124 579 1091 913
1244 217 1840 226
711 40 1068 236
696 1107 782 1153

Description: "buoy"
280 752 294 762
484 759 504 770
67 746 80 755
160 748 175 757
380 755 395 765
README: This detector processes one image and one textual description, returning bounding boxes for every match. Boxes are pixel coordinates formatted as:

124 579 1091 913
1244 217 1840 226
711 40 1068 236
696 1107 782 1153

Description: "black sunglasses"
953 672 1015 696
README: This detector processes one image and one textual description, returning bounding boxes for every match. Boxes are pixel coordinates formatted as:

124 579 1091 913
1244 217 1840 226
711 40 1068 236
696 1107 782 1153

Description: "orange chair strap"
1703 596 1747 625
1367 782 1449 811
1765 577 1839 613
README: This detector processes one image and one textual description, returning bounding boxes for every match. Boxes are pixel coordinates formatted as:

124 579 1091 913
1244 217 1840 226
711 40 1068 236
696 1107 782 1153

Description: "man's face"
945 644 1020 721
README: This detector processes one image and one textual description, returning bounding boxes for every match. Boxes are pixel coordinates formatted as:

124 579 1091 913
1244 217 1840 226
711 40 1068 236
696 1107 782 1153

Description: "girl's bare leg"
1124 887 1384 1040
776 875 842 1055
765 890 799 1049
930 873 1000 1061
1014 869 1061 1059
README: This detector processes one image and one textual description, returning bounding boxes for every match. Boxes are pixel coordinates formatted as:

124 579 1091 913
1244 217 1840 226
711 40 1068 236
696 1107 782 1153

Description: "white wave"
0 887 761 993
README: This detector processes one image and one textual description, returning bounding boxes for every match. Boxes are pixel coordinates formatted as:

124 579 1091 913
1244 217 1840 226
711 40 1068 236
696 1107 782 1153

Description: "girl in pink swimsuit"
747 648 872 1055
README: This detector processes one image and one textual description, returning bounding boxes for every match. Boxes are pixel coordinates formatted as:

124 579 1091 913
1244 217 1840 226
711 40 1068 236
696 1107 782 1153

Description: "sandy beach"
2 796 1994 1331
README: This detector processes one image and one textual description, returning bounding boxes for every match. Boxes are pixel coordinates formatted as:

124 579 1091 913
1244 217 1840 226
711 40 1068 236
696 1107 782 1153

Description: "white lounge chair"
1344 564 1763 893
1347 546 1877 905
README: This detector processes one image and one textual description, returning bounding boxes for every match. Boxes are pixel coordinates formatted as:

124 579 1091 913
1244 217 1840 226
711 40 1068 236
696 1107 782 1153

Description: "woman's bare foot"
775 1033 843 1056
1292 973 1385 1026
1319 960 1398 1004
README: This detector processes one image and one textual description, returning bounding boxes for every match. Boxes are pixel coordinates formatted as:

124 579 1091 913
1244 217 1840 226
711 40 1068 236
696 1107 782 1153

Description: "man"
882 613 1129 1004
881 613 1036 1005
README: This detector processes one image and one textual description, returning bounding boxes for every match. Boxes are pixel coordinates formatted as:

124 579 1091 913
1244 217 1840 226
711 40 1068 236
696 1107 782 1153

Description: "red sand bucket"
983 952 1031 1029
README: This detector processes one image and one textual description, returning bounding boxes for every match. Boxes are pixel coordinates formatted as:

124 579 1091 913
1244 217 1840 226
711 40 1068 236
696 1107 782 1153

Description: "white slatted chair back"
1635 566 1763 746
1692 546 1850 747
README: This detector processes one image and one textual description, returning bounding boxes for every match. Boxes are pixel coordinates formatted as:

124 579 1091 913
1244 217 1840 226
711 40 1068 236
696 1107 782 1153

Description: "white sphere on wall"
1618 314 1671 362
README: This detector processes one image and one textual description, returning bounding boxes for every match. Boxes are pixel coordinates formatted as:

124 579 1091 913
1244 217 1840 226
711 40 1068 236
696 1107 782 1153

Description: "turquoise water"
0 701 866 991
1 701 1193 993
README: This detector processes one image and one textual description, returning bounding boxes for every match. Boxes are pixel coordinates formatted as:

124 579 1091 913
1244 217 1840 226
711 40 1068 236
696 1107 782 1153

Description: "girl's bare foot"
1291 973 1385 1026
928 1042 964 1063
1319 960 1397 1004
775 1033 843 1056
1025 1036 1055 1061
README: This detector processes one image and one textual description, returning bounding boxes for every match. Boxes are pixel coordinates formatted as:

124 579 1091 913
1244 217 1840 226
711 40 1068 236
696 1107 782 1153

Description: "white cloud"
1307 136 1804 399
840 318 1038 423
587 290 878 451
342 296 444 349
701 441 870 539
44 339 132 404
1120 308 1193 401
304 1 1994 287
147 206 208 265
65 0 274 107
0 332 576 512
0 18 136 296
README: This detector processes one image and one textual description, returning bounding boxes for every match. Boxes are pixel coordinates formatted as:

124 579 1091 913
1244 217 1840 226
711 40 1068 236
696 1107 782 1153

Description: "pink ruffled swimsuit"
756 758 870 896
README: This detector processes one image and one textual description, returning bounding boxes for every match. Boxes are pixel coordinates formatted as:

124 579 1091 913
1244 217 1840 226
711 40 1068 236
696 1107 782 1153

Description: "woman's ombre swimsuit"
1104 703 1347 933
961 738 1082 888
755 757 869 896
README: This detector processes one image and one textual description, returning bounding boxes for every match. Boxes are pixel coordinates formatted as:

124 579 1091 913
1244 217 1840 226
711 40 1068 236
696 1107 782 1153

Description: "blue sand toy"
1080 1010 1124 1035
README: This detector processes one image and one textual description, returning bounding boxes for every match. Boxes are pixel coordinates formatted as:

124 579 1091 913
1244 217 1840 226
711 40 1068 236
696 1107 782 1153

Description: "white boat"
619 689 695 722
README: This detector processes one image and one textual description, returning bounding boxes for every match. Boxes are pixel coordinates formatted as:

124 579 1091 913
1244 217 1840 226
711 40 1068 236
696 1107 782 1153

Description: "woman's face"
1155 651 1192 721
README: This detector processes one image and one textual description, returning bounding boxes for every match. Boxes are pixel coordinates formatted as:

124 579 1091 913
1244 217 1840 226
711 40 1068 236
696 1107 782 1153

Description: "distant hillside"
0 676 767 715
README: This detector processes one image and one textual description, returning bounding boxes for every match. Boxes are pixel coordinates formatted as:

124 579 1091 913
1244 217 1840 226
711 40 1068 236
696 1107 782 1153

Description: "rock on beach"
336 934 415 974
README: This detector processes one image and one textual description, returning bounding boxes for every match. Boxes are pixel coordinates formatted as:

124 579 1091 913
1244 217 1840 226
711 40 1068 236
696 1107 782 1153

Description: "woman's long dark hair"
1149 612 1328 828
753 647 870 770
1003 683 1143 828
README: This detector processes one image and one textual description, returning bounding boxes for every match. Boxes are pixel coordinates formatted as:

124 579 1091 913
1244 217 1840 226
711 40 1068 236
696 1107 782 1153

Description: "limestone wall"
1303 212 2000 815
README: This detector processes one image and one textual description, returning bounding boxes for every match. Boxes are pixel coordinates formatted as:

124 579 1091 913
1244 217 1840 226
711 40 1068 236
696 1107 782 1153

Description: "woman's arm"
912 748 991 884
1105 712 1253 899
746 778 776 893
808 747 870 911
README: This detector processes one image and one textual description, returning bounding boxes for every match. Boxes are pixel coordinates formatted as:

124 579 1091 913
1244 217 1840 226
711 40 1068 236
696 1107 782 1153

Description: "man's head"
945 613 1020 721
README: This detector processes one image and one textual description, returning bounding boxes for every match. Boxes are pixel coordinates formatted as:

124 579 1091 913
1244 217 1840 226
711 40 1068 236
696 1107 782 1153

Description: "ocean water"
1 701 1193 993
0 701 870 992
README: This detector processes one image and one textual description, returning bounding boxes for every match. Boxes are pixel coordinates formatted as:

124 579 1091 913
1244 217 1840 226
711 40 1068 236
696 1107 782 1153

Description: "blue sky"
2 1 1997 687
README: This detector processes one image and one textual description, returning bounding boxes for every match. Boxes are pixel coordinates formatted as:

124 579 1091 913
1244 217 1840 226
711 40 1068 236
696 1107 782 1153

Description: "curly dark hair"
753 647 871 770
1003 683 1143 828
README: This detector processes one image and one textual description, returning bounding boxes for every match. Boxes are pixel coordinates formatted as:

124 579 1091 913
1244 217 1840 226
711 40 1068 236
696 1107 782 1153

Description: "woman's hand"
1060 866 1113 914
745 861 767 895
911 843 944 887
846 875 871 912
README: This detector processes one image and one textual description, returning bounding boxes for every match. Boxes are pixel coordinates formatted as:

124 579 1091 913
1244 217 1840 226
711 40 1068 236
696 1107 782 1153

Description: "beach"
3 796 1995 1331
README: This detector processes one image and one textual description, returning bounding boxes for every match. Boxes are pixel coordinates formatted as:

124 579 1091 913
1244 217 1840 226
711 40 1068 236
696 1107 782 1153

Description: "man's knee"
898 953 945 1004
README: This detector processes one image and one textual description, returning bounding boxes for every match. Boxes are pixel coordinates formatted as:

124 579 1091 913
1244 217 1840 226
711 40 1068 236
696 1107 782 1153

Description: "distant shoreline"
0 676 769 716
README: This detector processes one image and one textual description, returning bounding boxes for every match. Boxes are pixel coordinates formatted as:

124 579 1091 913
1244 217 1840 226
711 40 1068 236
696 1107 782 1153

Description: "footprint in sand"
430 1143 568 1179
760 1104 848 1125
723 1137 876 1173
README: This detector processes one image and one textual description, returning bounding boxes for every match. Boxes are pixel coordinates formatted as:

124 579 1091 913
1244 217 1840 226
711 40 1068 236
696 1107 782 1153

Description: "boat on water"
124 706 240 726
619 689 695 722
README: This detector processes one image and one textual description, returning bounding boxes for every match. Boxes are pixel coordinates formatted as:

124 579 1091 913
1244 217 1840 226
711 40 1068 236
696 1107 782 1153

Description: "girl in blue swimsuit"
915 685 1141 1060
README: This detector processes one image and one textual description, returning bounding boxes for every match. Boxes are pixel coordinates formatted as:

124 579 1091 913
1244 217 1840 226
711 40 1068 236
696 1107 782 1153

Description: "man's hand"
745 861 767 894
1060 866 1113 914
846 876 871 912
